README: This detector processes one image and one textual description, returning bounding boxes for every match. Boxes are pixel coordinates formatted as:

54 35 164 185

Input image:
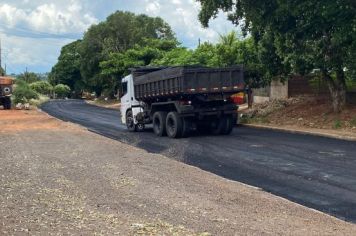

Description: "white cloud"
140 0 237 47
0 1 98 35
145 0 161 16
0 0 97 73
0 0 238 73
1 33 72 73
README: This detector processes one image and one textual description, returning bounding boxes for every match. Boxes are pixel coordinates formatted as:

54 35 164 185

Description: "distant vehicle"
120 66 245 138
0 76 13 110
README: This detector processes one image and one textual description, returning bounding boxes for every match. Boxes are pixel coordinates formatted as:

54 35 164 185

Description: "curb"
241 124 356 142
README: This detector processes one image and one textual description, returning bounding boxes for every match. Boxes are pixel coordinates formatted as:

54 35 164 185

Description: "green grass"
350 118 356 127
333 119 342 129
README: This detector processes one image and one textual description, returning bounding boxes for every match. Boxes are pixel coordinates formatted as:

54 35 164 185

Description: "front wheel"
126 110 136 132
126 110 145 132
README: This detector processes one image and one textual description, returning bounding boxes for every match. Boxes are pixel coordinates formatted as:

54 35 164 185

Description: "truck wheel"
166 112 184 138
181 118 192 138
210 117 225 135
136 123 145 132
3 97 11 110
153 111 167 136
221 115 234 135
126 110 136 132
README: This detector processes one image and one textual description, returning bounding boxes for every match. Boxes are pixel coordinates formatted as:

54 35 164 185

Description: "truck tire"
210 117 225 135
126 110 145 132
166 112 184 138
3 97 11 110
153 111 167 136
221 115 234 135
181 118 192 138
135 123 145 132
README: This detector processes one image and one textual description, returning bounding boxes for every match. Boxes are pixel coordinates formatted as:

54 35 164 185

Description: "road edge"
36 101 356 224
241 123 356 142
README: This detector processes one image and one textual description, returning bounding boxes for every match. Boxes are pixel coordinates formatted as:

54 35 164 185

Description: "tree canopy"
49 40 83 94
198 0 356 112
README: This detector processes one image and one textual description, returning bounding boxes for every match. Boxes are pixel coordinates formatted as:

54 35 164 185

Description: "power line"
0 23 83 40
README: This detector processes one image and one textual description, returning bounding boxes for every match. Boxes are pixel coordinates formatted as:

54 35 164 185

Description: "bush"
30 81 53 95
54 84 71 98
13 80 39 104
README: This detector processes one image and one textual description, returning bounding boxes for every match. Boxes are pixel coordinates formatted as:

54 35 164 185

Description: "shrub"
333 119 342 129
13 80 39 104
30 81 53 95
54 84 71 98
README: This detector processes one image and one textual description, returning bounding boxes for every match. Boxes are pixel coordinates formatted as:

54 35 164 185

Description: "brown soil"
1 110 356 235
268 96 356 130
242 96 356 136
87 99 120 110
0 110 76 132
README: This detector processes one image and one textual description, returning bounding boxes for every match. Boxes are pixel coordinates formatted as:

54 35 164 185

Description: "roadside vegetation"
11 72 70 107
240 96 356 132
49 7 356 113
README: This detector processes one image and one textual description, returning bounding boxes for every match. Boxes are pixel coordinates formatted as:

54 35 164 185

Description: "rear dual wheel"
153 111 190 138
210 115 234 135
166 112 190 138
153 111 167 136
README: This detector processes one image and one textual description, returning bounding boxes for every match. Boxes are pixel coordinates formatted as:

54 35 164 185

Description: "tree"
17 72 41 84
197 0 356 112
79 11 176 97
54 84 71 98
13 80 38 104
30 81 53 96
0 67 5 76
49 40 83 94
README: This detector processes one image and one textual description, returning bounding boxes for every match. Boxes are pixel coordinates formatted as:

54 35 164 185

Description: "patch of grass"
350 118 356 127
251 116 270 124
239 115 250 124
333 119 342 129
29 95 50 107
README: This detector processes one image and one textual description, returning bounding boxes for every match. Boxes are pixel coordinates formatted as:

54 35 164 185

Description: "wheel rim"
137 124 144 130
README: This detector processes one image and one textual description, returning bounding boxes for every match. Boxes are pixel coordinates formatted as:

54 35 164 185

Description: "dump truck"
0 76 13 110
120 66 245 138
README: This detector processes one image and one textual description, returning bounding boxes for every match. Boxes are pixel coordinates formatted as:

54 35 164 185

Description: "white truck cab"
120 75 145 131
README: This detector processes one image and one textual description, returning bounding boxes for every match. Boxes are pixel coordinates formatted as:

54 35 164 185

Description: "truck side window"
121 82 128 97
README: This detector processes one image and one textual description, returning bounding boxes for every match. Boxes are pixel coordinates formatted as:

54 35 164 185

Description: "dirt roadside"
240 96 356 141
1 110 356 235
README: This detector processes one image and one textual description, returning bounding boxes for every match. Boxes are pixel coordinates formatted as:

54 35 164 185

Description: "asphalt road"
41 100 356 222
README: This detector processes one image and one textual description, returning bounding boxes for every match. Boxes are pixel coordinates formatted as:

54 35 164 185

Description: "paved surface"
41 100 356 223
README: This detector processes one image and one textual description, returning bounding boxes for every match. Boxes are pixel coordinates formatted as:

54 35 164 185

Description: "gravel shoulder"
1 110 356 235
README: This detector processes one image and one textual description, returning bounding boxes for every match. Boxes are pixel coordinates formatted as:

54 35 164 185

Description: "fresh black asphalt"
41 100 356 222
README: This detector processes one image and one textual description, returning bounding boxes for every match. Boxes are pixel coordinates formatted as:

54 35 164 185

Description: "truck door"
120 78 130 124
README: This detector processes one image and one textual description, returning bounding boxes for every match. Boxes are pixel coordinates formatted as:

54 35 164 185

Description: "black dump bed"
132 66 244 100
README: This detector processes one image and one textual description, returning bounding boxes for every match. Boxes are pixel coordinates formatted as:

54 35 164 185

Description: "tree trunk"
323 69 347 113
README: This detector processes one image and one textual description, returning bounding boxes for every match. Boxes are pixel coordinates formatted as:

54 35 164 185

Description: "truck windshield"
121 82 128 97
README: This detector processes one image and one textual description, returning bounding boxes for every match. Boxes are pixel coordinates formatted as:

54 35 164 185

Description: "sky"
0 0 237 74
